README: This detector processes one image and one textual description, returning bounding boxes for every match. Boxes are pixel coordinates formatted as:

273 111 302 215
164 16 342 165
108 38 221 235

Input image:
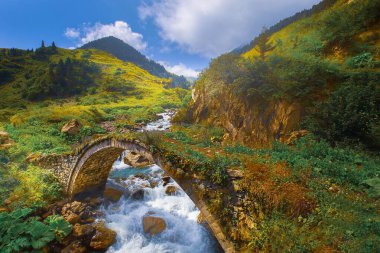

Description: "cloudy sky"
0 0 321 77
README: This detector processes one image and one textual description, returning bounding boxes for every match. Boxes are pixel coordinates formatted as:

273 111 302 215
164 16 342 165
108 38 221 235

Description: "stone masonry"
36 137 236 253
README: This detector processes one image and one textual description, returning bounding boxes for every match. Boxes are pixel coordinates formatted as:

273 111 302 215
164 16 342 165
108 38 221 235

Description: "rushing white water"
100 160 220 253
97 110 221 253
141 109 175 131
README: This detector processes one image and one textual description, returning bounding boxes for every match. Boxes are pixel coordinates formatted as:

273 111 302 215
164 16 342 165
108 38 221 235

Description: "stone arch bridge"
35 137 235 253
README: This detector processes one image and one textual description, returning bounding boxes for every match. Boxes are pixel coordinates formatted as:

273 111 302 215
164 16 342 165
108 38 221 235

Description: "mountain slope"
180 0 380 148
169 1 380 251
0 44 188 155
80 36 190 88
233 0 337 54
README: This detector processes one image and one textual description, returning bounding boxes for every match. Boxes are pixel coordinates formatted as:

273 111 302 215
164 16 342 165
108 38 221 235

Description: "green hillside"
184 0 380 148
0 0 379 252
81 36 191 88
0 44 188 155
0 43 188 207
169 0 380 251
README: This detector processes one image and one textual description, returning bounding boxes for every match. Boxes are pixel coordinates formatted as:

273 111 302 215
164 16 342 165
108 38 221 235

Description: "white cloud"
64 28 80 38
64 21 147 51
139 0 321 57
159 61 200 78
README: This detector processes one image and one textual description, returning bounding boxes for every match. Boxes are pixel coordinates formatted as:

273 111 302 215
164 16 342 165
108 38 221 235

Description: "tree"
255 27 276 60
41 40 45 48
51 41 57 53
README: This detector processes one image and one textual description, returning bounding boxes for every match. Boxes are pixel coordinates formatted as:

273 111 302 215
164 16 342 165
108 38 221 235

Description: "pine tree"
41 40 45 48
255 27 276 60
51 41 57 53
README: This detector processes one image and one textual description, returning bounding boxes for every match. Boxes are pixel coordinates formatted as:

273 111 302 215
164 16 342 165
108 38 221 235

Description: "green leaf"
10 208 33 220
45 215 72 241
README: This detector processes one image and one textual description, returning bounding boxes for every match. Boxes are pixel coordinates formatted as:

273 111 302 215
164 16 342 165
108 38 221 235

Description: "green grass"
0 46 189 211
158 124 380 252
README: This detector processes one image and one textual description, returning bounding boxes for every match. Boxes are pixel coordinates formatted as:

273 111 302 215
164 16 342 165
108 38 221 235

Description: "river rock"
90 222 117 250
165 185 178 195
131 189 145 200
61 119 82 135
143 216 167 236
85 197 103 207
123 151 153 168
61 240 87 253
61 201 93 224
103 186 123 202
64 213 81 224
162 176 171 186
72 223 95 237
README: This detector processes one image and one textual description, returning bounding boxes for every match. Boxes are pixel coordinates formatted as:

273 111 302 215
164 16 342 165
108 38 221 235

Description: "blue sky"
0 0 321 77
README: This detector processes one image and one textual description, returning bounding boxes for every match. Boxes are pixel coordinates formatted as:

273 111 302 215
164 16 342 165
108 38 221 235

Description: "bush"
346 52 375 69
303 78 378 146
0 209 71 252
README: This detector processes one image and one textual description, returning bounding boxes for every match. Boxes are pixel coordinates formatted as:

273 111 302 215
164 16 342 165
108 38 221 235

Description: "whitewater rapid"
100 161 219 253
97 110 221 253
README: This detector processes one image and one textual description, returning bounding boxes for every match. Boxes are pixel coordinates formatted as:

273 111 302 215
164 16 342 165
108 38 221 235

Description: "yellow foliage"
8 165 61 208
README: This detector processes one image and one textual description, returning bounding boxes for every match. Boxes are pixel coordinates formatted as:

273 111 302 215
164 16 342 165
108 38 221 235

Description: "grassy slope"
0 47 188 209
171 0 380 251
159 124 380 252
0 48 187 155
243 0 380 62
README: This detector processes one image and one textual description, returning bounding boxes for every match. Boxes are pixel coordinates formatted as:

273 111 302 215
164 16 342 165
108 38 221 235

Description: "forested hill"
81 36 190 88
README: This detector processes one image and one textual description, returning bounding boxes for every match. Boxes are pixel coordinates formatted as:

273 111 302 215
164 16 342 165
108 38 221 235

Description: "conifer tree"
41 40 45 48
255 27 276 60
52 41 57 53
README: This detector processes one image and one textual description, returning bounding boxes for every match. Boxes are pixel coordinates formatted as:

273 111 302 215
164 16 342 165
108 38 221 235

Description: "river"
97 110 222 253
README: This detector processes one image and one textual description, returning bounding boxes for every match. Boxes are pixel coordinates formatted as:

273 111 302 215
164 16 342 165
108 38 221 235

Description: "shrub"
303 79 378 146
346 52 375 69
0 209 71 252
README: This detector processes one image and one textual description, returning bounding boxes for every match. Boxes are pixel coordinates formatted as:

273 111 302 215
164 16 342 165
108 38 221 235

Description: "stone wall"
35 154 77 188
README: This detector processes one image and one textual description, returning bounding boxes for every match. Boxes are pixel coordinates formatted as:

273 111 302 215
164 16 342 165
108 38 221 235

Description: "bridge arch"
37 137 235 253
67 138 157 196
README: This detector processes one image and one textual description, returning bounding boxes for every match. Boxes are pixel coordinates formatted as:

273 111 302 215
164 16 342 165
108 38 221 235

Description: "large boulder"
123 151 153 168
72 223 95 238
143 216 167 236
61 201 93 224
61 240 87 253
131 189 145 200
103 186 123 202
165 185 179 196
61 119 82 135
162 176 171 186
90 222 116 250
